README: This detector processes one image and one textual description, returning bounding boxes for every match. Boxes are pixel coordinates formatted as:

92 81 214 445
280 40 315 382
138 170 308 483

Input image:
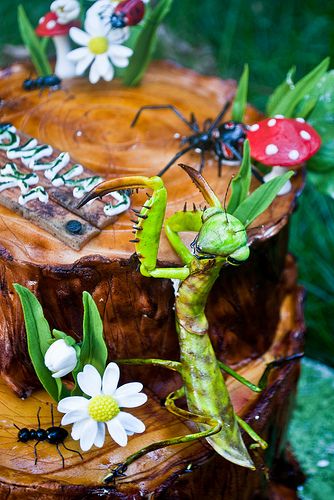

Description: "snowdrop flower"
51 0 81 25
44 339 78 378
58 363 147 451
68 12 133 83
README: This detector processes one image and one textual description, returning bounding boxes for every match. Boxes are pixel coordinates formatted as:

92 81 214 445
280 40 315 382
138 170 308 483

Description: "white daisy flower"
57 363 147 451
68 14 133 84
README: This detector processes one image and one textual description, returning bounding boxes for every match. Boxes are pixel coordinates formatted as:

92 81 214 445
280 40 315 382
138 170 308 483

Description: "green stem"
116 358 182 372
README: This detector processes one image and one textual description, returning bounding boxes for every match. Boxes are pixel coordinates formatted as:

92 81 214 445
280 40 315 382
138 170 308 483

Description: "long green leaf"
268 58 329 118
232 64 249 122
79 292 107 376
233 171 293 227
14 284 63 401
17 5 51 76
266 66 295 116
227 139 251 213
122 0 173 86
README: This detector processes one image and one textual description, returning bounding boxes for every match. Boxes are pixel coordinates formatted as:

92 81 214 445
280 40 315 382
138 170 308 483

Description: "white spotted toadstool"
247 117 321 195
36 10 80 79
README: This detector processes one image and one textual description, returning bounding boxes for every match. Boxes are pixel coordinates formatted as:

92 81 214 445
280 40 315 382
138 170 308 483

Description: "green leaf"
79 292 107 376
232 64 249 122
233 171 294 227
14 284 65 401
227 139 251 213
122 0 174 86
17 5 51 76
266 66 295 116
268 58 330 118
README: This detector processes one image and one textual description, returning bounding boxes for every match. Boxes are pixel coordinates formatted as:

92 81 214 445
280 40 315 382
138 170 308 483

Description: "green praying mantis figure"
78 147 301 482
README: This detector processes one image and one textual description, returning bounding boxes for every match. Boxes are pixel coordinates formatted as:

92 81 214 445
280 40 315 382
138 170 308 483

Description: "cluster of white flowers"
68 0 133 84
44 340 147 452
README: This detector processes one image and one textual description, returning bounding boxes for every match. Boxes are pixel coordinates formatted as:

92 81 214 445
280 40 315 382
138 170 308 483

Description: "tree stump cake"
0 61 304 499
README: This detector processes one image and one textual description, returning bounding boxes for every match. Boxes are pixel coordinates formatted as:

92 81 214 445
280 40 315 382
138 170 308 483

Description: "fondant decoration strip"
0 123 130 249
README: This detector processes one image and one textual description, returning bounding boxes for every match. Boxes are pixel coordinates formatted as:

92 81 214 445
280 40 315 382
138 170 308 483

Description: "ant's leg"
236 416 267 450
207 102 231 132
131 105 199 132
50 403 54 426
56 443 65 468
34 441 40 465
218 156 223 177
103 388 221 484
158 145 195 177
218 353 303 393
199 150 206 173
37 407 42 429
62 441 83 460
203 118 213 131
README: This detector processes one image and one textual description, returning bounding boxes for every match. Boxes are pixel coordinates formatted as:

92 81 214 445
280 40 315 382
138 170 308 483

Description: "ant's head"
216 121 247 143
191 207 249 264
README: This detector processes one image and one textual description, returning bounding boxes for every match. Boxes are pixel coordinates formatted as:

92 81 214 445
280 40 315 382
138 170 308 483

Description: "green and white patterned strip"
19 186 49 205
104 191 131 216
51 164 84 186
33 152 71 175
0 125 20 151
7 141 53 167
0 162 39 193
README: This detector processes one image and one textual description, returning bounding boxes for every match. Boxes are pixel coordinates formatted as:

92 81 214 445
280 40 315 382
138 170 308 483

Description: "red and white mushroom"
36 11 80 79
247 117 321 194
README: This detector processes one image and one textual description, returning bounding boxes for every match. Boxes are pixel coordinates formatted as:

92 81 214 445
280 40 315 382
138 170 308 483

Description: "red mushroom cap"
36 12 79 37
246 117 321 167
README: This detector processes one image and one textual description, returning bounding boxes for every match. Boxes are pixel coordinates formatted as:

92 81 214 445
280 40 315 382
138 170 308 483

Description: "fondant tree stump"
0 62 304 498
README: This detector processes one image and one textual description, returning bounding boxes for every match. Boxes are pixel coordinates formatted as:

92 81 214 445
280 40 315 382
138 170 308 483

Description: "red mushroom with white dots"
36 10 80 79
247 117 321 194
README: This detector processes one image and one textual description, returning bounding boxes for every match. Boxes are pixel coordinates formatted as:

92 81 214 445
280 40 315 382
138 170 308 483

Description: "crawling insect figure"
23 75 61 92
14 404 83 467
109 0 145 29
131 102 249 177
78 154 300 483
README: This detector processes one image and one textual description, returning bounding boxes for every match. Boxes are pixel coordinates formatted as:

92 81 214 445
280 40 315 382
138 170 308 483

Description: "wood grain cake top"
0 61 302 267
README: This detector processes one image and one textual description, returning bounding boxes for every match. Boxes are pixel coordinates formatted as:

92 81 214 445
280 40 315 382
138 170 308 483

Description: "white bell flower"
68 12 133 83
44 339 78 378
51 0 81 25
58 363 147 451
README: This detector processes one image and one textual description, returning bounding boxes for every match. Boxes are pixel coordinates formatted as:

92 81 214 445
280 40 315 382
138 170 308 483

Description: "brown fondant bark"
0 62 304 498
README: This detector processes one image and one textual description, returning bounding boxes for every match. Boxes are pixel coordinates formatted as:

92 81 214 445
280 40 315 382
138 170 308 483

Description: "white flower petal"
85 11 105 36
76 53 94 75
108 44 133 59
116 393 148 408
107 417 128 447
79 419 98 451
70 27 90 46
109 27 130 44
118 411 145 433
104 64 115 82
102 362 120 395
68 47 89 62
89 59 101 84
94 422 106 447
115 382 143 398
61 408 89 425
77 364 102 397
52 367 73 378
71 418 90 440
110 56 130 69
58 396 89 413
95 54 111 77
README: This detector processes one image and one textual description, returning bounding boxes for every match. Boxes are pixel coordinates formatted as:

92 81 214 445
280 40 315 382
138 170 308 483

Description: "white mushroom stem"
53 35 76 79
263 166 292 196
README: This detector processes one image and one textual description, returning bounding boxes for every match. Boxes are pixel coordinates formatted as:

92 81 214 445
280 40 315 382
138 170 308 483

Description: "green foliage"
17 4 51 76
14 284 66 401
267 58 329 117
80 291 108 376
232 64 248 122
227 139 251 213
233 171 293 227
122 0 174 86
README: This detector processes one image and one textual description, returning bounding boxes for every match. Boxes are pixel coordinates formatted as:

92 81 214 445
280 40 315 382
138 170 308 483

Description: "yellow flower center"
88 36 109 55
88 395 120 422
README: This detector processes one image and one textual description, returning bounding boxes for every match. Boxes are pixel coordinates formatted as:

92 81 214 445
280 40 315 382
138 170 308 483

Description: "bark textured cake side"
0 62 304 498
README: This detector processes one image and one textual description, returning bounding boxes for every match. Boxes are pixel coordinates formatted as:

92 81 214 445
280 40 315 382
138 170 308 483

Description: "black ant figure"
14 404 83 468
23 75 61 92
130 102 262 180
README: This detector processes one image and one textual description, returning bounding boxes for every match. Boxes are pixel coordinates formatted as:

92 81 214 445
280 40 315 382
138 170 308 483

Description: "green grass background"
1 2 334 498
